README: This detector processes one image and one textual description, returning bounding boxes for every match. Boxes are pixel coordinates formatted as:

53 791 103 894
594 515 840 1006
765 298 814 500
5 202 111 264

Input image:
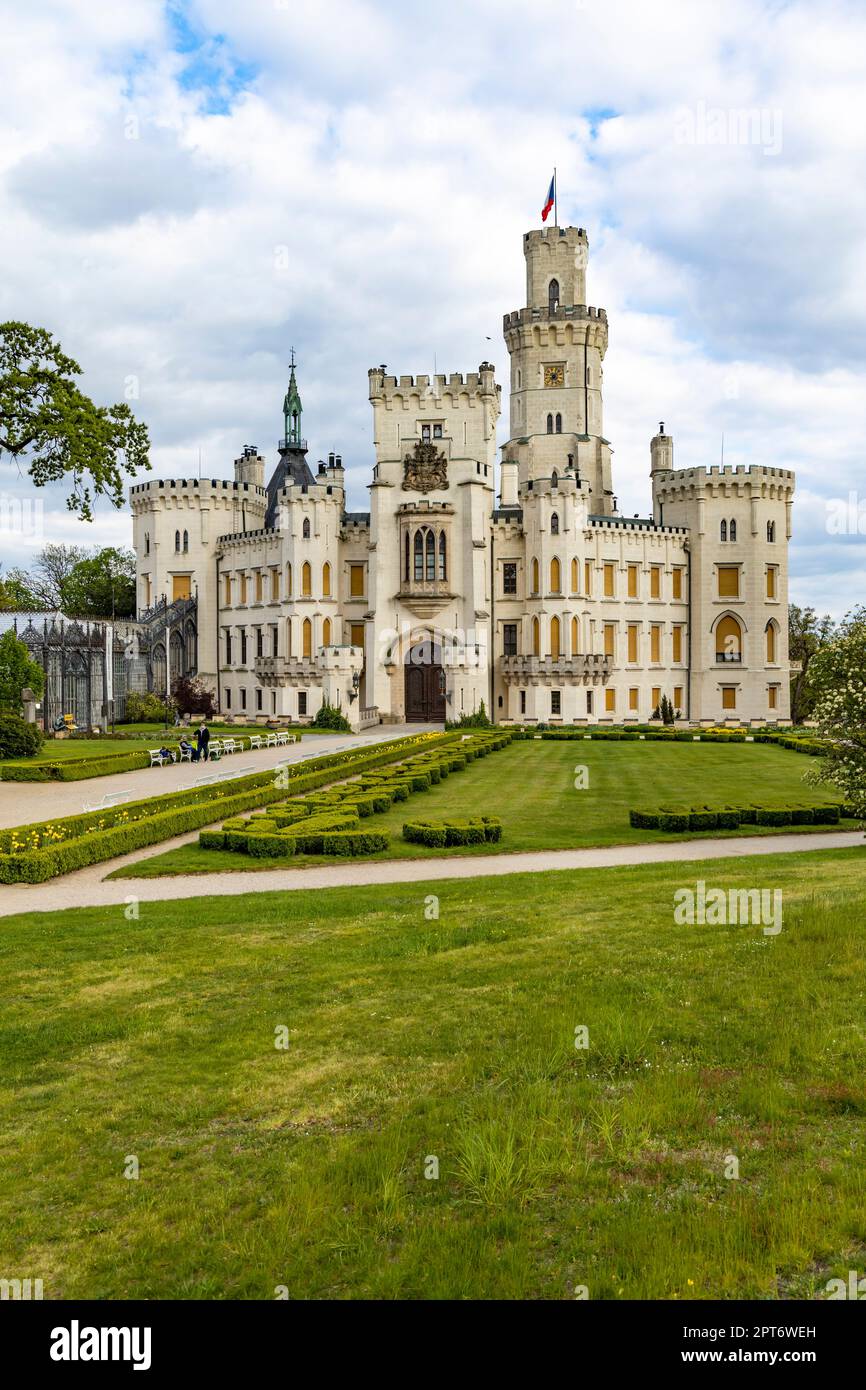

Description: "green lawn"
2 848 865 1299
1 723 338 765
115 739 845 878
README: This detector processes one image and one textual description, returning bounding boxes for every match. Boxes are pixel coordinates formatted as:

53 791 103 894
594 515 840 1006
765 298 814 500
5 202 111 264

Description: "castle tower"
265 354 316 528
502 226 613 514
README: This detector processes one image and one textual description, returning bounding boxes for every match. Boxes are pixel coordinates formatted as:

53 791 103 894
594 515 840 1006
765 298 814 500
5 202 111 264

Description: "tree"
807 606 866 816
170 675 216 718
62 548 136 619
0 569 40 611
0 628 44 712
0 322 150 520
26 544 87 608
789 605 836 724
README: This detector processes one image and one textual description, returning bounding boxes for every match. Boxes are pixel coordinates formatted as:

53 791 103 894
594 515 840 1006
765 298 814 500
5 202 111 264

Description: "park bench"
82 788 133 813
248 734 264 750
149 748 175 767
275 731 291 746
265 732 278 748
177 745 194 762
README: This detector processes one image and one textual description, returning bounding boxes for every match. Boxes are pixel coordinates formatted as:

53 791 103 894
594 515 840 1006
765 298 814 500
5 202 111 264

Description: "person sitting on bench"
179 737 198 762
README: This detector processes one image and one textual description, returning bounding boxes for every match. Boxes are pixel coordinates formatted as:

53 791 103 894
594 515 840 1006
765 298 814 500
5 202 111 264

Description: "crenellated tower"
502 226 613 514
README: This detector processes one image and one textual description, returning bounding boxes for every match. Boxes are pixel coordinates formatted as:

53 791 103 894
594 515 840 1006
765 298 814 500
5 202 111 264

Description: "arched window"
550 556 561 592
301 561 312 596
720 520 727 542
767 520 776 542
438 531 446 580
414 530 424 581
550 615 561 659
285 618 293 657
532 616 540 657
183 530 189 552
766 621 776 663
425 529 435 581
548 278 560 313
323 617 332 647
729 518 737 542
551 470 559 489
716 614 742 662
546 413 553 434
302 617 312 658
302 517 311 539
555 413 562 433
404 532 410 581
531 557 539 593
285 562 292 596
322 562 331 597
175 530 180 552
551 511 560 534
571 615 580 654
571 557 579 593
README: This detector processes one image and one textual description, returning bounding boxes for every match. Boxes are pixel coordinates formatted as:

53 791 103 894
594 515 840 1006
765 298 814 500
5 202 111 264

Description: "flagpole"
554 167 557 227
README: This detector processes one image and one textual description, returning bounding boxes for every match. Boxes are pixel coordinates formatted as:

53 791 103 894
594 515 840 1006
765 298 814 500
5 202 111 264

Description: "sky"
1 0 864 616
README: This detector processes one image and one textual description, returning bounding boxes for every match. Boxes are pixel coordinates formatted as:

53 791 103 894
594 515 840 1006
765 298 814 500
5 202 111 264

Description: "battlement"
589 515 690 537
523 226 587 247
217 527 280 547
503 304 607 330
130 478 267 509
368 362 498 401
654 464 796 498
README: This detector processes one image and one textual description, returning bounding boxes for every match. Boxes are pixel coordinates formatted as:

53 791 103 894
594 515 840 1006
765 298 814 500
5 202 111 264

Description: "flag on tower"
541 173 555 223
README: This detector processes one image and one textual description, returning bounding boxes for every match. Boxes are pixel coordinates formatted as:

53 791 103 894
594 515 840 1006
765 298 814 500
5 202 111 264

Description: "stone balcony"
500 654 612 684
254 656 319 686
397 578 456 618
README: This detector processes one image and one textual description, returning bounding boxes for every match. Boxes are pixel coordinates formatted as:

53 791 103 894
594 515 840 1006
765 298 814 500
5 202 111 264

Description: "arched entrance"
404 638 446 722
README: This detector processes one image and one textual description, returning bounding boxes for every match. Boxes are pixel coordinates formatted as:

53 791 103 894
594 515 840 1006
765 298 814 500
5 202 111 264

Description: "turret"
234 444 265 488
650 422 673 474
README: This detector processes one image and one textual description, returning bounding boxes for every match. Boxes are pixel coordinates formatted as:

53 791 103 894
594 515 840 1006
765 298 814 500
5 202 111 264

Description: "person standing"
196 722 210 763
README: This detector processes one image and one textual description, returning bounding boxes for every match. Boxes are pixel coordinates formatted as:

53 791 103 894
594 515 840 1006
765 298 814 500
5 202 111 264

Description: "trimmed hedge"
0 732 452 882
402 816 503 848
2 748 152 781
320 829 389 855
629 802 843 832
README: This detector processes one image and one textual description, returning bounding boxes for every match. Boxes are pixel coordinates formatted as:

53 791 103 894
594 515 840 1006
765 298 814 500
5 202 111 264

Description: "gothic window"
550 615 561 659
301 561 312 596
716 614 743 663
767 520 776 542
555 414 562 433
531 557 539 594
425 528 435 581
532 616 540 656
720 520 727 542
414 530 423 581
302 517 311 539
404 531 410 581
571 615 580 653
546 414 553 434
551 511 560 534
323 617 332 646
422 424 431 443
548 278 560 313
175 530 180 552
183 530 189 552
285 562 292 596
765 621 777 663
729 519 737 542
503 561 517 595
322 562 331 597
503 623 518 656
438 531 446 580
302 618 312 659
550 557 561 592
551 471 558 490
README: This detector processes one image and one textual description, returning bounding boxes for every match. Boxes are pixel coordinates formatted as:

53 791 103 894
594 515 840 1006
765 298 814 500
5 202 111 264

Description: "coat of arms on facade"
402 440 448 492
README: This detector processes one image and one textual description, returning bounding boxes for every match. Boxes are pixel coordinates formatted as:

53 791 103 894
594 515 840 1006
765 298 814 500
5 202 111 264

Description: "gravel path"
1 829 861 919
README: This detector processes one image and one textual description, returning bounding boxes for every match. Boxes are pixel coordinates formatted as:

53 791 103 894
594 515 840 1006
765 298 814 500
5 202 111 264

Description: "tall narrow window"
532 616 540 657
323 617 332 646
729 518 737 542
716 614 743 662
183 530 189 552
767 520 776 542
302 618 312 659
546 413 553 434
551 511 560 535
175 530 180 552
531 557 539 593
548 278 559 312
571 616 580 653
650 624 661 663
322 562 331 597
571 558 579 593
302 517 311 539
285 563 292 596
603 623 615 658
720 520 727 542
349 564 364 597
414 530 423 581
550 615 561 659
404 532 410 581
550 557 561 592
766 565 777 598
603 562 615 597
555 413 562 433
425 529 435 581
627 564 638 598
672 567 683 600
438 531 446 580
627 624 638 663
301 561 311 596
650 565 661 599
766 622 776 663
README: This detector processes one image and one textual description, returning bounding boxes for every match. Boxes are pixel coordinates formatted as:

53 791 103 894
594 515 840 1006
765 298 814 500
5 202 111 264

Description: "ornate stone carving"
402 440 448 493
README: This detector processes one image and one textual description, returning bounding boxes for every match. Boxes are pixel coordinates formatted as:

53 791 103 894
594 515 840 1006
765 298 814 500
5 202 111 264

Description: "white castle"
131 226 794 728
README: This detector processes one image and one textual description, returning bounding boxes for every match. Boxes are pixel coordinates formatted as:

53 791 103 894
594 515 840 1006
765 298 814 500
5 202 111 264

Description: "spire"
282 348 303 447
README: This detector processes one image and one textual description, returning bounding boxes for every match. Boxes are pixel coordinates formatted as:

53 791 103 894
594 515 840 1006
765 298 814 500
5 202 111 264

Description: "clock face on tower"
543 363 565 388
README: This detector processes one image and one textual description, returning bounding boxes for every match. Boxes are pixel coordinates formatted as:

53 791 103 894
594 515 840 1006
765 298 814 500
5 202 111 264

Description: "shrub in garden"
0 712 44 759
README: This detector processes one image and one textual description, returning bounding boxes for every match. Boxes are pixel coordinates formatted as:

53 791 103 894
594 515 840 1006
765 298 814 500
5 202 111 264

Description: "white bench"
266 732 278 748
222 737 245 755
149 748 174 767
276 731 290 746
249 734 263 750
82 788 133 812
208 740 223 760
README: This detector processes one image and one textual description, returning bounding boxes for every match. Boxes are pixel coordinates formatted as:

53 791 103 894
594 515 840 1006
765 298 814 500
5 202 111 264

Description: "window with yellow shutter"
768 686 777 709
651 686 661 710
718 566 740 598
603 623 615 658
766 566 776 598
603 562 614 597
650 565 661 599
674 685 683 710
627 624 638 663
584 560 592 596
571 557 579 593
240 574 247 604
349 564 364 597
255 571 263 601
627 564 638 598
722 687 737 710
224 575 231 605
672 567 683 600
605 688 616 712
650 624 661 663
629 687 639 711
271 567 280 600
672 626 682 663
